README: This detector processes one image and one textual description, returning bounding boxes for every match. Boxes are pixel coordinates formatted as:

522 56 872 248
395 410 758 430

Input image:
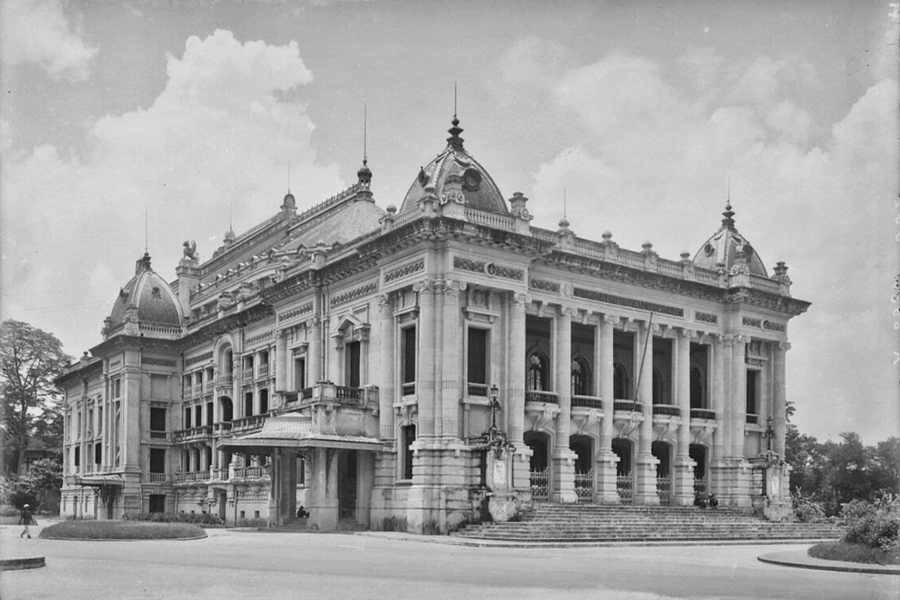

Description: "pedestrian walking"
19 503 36 539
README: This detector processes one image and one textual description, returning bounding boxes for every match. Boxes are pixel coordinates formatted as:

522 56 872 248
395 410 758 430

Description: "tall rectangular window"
206 401 213 425
294 357 306 390
194 405 202 427
113 378 122 398
259 389 269 414
184 407 191 429
150 407 166 432
402 425 416 480
402 327 416 388
746 370 759 416
244 392 253 417
149 448 166 474
346 341 361 388
95 442 102 465
467 328 488 385
74 447 80 467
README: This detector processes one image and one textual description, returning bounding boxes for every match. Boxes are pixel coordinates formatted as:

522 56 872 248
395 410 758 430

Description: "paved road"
2 523 897 599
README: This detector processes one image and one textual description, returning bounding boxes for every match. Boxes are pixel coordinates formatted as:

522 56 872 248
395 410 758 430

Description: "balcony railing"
242 368 254 380
150 430 168 440
233 466 267 479
613 399 641 412
258 364 269 378
191 384 202 397
525 390 558 404
301 387 314 400
690 408 716 420
203 381 214 393
148 473 168 483
335 386 361 401
652 404 680 417
177 471 208 482
746 413 759 425
571 395 603 409
467 383 489 397
213 421 233 436
174 425 213 443
401 382 416 396
232 414 266 434
217 376 233 387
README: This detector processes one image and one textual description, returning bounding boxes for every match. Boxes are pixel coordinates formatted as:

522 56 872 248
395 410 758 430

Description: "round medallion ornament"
462 168 482 192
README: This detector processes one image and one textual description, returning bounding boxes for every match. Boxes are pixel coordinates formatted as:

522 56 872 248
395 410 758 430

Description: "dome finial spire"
722 177 736 228
357 103 373 187
447 82 464 149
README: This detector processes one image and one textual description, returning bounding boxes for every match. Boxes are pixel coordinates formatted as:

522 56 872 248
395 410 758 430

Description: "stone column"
596 315 619 502
440 280 465 439
673 328 695 505
507 292 531 492
772 342 790 458
308 317 322 385
634 323 659 505
551 306 576 502
378 294 396 440
507 293 528 445
711 336 726 464
413 279 437 438
275 329 288 394
730 336 747 459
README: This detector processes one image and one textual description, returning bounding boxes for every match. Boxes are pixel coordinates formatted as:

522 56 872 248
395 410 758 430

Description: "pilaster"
596 314 619 502
551 306 577 503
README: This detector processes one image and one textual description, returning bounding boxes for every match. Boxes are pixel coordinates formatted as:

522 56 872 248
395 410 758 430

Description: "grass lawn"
808 541 900 566
40 520 205 540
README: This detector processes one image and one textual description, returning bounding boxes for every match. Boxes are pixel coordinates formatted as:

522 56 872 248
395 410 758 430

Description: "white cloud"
498 40 899 442
1 29 343 354
0 0 98 81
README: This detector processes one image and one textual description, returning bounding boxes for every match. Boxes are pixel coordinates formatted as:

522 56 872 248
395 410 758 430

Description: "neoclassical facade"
56 116 808 531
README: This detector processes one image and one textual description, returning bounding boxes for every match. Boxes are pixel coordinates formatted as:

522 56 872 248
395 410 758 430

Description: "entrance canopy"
76 474 125 487
219 414 385 454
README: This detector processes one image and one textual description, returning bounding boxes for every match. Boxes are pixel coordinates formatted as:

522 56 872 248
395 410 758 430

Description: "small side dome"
398 116 508 215
693 201 768 276
282 192 296 210
107 253 183 333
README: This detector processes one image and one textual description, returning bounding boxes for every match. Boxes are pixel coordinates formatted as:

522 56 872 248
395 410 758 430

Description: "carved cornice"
178 304 274 350
572 287 685 318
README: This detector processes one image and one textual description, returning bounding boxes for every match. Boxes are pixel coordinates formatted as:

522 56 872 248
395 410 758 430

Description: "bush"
123 512 224 526
840 495 899 553
809 541 900 566
40 520 205 540
795 499 827 523
235 517 268 528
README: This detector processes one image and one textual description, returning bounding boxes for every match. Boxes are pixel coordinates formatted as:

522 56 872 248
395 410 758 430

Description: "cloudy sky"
1 0 897 444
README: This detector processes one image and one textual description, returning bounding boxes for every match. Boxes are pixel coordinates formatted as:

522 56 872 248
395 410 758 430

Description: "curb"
758 553 900 576
38 533 207 542
0 556 46 571
354 532 840 549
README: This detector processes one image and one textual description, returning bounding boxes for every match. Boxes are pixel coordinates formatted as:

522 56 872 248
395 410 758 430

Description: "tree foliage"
0 319 70 476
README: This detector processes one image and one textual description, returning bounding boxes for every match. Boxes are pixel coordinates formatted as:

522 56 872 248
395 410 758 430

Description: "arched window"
571 357 591 396
613 362 629 399
527 352 548 391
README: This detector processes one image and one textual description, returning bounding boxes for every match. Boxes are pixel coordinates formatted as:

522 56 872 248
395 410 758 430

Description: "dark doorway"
524 431 551 501
220 397 233 422
690 444 708 497
611 438 633 503
346 342 361 388
338 450 358 519
149 494 165 513
570 435 594 504
652 441 672 505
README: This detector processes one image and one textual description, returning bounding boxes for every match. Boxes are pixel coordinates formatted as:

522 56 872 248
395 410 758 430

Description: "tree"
0 320 70 476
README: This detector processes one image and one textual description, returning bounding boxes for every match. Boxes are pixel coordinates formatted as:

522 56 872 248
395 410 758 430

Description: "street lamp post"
764 415 775 453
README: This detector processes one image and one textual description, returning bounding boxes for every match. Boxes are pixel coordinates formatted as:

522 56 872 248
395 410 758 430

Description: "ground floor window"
402 425 416 480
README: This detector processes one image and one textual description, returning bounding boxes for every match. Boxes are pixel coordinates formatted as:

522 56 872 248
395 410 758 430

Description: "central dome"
398 117 508 214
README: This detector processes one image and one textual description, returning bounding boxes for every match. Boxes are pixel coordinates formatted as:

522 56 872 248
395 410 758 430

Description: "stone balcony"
174 425 214 443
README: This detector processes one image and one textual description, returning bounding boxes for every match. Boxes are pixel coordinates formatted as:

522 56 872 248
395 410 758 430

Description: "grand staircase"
452 503 843 543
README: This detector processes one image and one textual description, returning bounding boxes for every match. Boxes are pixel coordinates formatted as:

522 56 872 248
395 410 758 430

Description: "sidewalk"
0 521 52 570
759 549 900 576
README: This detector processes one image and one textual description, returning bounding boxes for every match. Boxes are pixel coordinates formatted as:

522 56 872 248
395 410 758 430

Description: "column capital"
511 291 532 306
412 278 439 294
777 341 792 352
377 293 393 310
603 314 619 326
558 305 575 318
275 328 288 339
441 278 467 296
